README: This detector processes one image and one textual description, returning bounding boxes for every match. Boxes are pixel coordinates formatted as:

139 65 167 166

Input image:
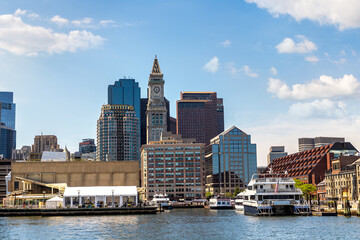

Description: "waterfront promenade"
1 209 360 240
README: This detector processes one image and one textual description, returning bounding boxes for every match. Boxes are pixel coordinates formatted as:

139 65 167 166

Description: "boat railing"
255 188 302 193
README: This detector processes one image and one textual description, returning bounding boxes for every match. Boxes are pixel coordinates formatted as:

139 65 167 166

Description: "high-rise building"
79 139 96 154
176 92 224 145
205 126 257 195
298 137 345 152
32 135 60 153
12 146 31 160
146 56 167 143
108 78 141 136
267 146 288 165
0 92 16 159
0 92 16 130
123 111 140 161
141 132 205 201
96 104 139 161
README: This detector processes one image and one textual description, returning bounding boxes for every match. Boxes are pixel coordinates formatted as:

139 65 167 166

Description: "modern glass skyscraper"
108 78 141 133
0 92 16 130
205 126 257 195
0 92 16 159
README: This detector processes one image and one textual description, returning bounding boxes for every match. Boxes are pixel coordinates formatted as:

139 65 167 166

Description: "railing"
255 188 302 193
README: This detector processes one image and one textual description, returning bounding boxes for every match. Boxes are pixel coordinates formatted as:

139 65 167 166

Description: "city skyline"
1 1 360 165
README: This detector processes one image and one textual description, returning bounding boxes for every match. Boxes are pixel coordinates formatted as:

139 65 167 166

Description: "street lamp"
78 190 80 208
112 190 115 208
42 191 46 207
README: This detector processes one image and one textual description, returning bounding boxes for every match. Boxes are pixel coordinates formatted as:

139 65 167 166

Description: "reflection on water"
1 209 360 239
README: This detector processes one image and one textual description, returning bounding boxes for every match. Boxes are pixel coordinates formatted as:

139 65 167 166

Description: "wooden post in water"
357 201 360 216
344 199 351 217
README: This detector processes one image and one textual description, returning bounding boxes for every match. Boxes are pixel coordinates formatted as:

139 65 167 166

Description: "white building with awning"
63 186 138 208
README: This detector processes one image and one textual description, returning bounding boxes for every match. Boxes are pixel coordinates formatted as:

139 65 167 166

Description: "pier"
0 207 157 217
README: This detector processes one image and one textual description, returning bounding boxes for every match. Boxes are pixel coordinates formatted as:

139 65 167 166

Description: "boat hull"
209 206 234 210
244 204 310 216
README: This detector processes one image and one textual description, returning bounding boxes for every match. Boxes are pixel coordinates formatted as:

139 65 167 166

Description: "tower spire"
151 56 161 74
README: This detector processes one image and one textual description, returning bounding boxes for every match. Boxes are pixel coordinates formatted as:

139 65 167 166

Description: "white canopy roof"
63 186 138 197
46 196 63 202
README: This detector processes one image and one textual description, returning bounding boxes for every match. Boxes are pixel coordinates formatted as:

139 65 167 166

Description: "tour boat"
149 193 173 210
241 174 311 216
209 197 233 209
234 196 244 211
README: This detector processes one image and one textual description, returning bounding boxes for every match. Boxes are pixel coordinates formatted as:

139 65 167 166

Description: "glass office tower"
108 78 141 131
0 92 16 159
205 126 257 195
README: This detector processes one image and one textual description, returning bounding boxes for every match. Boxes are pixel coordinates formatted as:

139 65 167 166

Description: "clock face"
154 86 160 93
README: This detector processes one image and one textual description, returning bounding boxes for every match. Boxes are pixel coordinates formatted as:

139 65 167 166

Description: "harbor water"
1 209 360 239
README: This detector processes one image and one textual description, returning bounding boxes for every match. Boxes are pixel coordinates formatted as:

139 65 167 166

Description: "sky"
1 0 360 166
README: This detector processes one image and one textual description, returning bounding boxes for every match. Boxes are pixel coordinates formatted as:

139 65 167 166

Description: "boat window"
248 186 252 190
258 195 263 201
250 195 255 200
244 196 249 200
295 195 300 200
286 185 289 188
260 185 263 189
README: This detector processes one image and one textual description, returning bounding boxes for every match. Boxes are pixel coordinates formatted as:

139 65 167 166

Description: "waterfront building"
96 104 139 161
324 156 359 204
0 159 11 203
32 135 60 154
298 137 345 152
12 146 31 160
79 139 96 154
267 146 288 165
7 161 140 203
141 132 205 201
265 142 358 185
146 56 168 144
205 126 257 196
316 180 326 203
108 78 141 136
176 92 224 145
169 117 176 134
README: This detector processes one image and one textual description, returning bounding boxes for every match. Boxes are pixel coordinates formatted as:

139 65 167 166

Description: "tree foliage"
293 178 316 199
232 186 241 198
205 192 213 200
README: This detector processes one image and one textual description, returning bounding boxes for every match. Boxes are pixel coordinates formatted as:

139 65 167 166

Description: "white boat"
241 174 311 216
234 197 244 211
209 197 233 209
149 193 173 210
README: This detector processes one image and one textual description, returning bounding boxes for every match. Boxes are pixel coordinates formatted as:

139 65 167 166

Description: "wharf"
172 205 204 209
312 211 337 216
0 207 157 217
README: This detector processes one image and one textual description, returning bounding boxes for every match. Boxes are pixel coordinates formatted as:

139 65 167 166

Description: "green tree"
225 192 232 198
205 192 213 200
232 186 242 198
301 184 317 201
294 178 304 188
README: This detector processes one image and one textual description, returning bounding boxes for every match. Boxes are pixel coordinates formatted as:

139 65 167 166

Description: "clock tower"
146 56 168 143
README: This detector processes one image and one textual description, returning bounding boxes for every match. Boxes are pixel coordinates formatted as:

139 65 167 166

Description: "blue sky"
1 0 360 166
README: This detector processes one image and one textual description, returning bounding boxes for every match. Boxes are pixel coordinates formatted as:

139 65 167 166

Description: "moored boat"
209 197 233 209
234 196 244 211
241 174 311 216
149 193 173 210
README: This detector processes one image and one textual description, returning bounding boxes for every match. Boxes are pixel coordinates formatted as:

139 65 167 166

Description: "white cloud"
221 40 231 47
270 67 277 75
305 55 320 62
242 65 258 78
267 74 360 100
14 9 26 16
340 50 346 56
100 20 115 26
0 12 104 56
245 0 360 30
276 35 317 54
227 63 258 78
72 17 93 27
289 99 347 118
51 15 69 26
203 56 219 73
352 50 357 56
